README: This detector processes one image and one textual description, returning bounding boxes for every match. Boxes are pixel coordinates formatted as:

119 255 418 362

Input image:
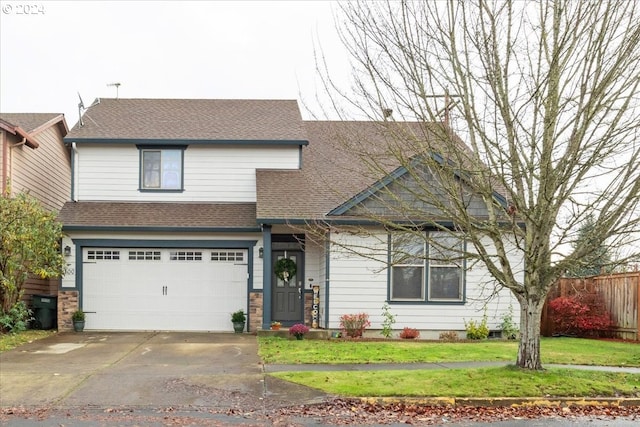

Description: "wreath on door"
274 258 297 282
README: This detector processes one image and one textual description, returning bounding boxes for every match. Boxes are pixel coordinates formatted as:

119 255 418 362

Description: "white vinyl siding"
326 231 522 333
76 144 300 201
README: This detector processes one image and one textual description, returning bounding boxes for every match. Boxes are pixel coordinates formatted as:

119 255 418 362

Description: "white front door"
82 248 248 331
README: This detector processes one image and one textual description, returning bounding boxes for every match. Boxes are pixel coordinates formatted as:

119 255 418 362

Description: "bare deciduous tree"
314 0 640 370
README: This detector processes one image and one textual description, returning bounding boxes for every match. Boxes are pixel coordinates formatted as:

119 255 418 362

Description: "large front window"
140 148 183 190
390 231 464 303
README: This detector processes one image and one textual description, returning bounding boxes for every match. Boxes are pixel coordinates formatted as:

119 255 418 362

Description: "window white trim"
389 231 464 303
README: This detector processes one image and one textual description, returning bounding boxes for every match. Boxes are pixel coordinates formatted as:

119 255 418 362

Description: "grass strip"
258 336 640 367
270 366 640 398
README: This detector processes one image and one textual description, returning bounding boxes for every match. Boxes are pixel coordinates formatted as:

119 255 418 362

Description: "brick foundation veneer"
249 291 315 331
304 292 313 326
249 292 263 332
57 290 79 331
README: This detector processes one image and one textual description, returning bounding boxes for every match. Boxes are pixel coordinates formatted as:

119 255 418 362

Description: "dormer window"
139 147 185 191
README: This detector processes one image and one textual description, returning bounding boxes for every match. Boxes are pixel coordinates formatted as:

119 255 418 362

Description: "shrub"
549 295 613 337
380 303 396 338
399 327 420 339
231 309 246 323
339 312 371 338
72 309 85 322
0 301 32 333
439 331 459 341
465 314 489 340
500 305 519 340
289 323 309 339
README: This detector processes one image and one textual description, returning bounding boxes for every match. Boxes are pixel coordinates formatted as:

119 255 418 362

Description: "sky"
0 0 348 128
2 0 638 261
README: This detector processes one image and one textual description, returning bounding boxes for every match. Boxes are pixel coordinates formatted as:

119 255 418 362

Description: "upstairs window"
140 148 184 191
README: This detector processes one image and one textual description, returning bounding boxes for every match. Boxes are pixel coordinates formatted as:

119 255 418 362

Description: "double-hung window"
428 233 464 301
139 147 184 191
390 231 464 303
391 233 425 300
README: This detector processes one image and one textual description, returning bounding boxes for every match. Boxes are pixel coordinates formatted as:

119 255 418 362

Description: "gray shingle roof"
65 98 308 142
59 202 258 229
257 120 448 221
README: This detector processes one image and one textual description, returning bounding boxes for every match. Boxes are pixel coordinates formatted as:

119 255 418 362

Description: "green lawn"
272 366 640 398
259 336 640 366
260 337 640 398
0 330 56 352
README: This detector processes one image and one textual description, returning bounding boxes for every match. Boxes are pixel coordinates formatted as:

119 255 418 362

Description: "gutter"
13 126 39 149
70 142 77 201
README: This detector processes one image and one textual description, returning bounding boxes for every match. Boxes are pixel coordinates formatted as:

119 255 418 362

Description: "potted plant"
231 309 246 333
270 321 282 330
289 323 309 340
72 309 85 332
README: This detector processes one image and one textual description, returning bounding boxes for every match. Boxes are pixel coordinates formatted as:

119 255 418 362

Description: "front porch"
256 328 331 339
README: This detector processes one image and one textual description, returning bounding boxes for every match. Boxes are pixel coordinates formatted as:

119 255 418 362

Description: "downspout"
1 131 7 195
324 231 331 329
70 142 77 201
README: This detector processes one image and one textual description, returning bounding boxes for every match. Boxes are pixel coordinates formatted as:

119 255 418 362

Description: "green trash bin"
32 294 57 330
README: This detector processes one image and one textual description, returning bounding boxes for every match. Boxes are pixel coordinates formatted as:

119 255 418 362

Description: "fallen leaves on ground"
3 399 640 425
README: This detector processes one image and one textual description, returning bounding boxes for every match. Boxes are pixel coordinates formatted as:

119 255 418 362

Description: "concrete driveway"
0 331 327 410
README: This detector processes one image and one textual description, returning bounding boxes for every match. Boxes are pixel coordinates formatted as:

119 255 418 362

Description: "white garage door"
82 248 248 331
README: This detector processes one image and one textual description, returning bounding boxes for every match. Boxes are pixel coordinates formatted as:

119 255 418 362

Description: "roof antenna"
107 82 121 99
426 89 461 127
77 92 85 127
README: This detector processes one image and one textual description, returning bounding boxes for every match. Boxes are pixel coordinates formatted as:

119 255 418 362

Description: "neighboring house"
59 98 522 334
0 113 71 302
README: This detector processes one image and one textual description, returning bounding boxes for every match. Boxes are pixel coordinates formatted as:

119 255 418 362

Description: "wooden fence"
541 271 640 340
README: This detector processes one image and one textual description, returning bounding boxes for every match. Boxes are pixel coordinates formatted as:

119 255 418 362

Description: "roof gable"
328 153 508 218
256 120 510 223
64 98 308 143
0 113 68 148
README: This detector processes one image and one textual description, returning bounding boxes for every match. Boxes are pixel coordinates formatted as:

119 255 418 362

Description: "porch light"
64 245 71 257
259 247 264 258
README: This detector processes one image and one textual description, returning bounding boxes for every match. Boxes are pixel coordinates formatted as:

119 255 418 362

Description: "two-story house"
59 98 522 334
1 113 71 304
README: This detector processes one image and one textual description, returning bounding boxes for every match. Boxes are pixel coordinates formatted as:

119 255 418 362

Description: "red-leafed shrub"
549 295 613 337
339 313 371 338
399 327 420 339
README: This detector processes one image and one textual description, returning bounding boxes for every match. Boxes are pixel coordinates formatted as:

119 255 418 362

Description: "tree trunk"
516 297 545 370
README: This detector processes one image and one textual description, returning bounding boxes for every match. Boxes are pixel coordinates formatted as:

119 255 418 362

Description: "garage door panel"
82 248 248 331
